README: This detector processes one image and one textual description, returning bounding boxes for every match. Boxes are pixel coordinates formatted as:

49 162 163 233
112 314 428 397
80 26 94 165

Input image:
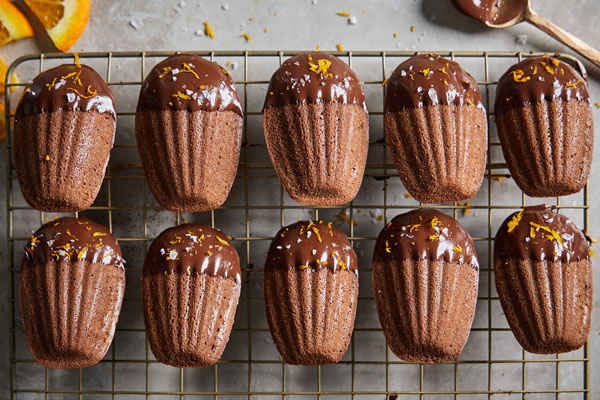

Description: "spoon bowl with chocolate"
452 0 600 68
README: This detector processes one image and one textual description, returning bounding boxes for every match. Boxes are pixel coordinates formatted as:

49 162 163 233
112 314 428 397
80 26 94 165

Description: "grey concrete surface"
1 0 599 398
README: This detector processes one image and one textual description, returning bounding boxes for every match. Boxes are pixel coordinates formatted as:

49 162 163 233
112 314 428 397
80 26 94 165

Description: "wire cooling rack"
4 50 592 399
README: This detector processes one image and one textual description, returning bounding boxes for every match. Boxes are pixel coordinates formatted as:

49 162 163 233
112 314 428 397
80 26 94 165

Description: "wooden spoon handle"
525 8 600 68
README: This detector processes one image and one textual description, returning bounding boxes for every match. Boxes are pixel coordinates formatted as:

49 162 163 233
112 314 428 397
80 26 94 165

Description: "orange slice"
0 103 6 142
24 0 90 52
0 55 18 93
0 0 34 47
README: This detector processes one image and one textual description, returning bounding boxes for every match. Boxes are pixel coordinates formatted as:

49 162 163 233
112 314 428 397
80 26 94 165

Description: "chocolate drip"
373 209 479 268
263 52 367 112
495 56 589 116
265 220 358 275
143 224 241 284
16 64 115 122
137 54 243 116
452 0 524 25
24 217 124 269
385 54 484 112
494 204 591 262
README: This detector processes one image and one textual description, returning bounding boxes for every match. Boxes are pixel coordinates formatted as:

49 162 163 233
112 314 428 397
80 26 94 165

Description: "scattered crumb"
336 43 344 51
242 33 251 41
377 215 383 221
516 34 528 45
464 201 471 215
221 3 229 10
337 11 351 17
308 210 313 214
491 176 504 182
410 25 415 32
204 21 215 38
173 1 186 12
264 27 268 33
316 45 320 52
381 78 388 86
595 101 600 108
226 60 232 66
393 32 398 38
183 219 188 224
356 209 362 214
194 29 204 36
249 17 254 21
348 16 357 24
129 19 141 30
44 155 50 161
404 193 412 198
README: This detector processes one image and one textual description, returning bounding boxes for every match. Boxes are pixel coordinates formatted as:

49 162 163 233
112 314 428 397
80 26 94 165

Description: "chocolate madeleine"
372 210 479 363
14 63 116 212
143 224 241 367
494 205 592 354
384 54 487 203
264 220 358 365
20 217 125 369
136 54 243 212
263 53 368 206
495 56 593 197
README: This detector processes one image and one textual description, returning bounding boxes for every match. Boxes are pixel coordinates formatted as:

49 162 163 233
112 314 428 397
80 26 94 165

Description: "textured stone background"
1 0 598 398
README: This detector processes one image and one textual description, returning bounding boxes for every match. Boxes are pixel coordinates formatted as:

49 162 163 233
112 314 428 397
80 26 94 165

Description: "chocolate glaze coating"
24 217 124 269
494 205 591 263
374 209 479 268
137 54 243 116
452 0 524 25
495 56 590 116
265 220 358 275
385 54 484 112
16 64 115 122
144 224 241 284
263 52 367 112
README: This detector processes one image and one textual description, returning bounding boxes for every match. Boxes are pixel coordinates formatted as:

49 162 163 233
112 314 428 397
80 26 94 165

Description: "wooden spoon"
453 0 600 68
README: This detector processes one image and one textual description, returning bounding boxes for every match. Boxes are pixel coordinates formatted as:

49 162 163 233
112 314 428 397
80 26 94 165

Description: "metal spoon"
453 0 600 68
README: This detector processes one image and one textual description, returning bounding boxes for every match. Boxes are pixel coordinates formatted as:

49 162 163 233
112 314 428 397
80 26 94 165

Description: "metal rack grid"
5 50 591 399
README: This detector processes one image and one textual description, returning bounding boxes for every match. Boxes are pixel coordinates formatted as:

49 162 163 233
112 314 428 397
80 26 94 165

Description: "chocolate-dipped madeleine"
495 56 593 197
14 63 116 212
384 54 487 203
372 210 479 363
494 205 592 354
136 54 243 212
143 224 241 367
264 220 358 365
20 217 125 369
263 53 368 206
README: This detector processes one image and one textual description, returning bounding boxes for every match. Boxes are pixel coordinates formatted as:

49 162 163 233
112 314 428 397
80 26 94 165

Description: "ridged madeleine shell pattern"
13 111 116 212
264 267 358 365
496 99 593 197
263 103 369 206
372 259 478 363
142 273 240 368
494 258 592 354
19 260 125 369
135 109 243 212
385 104 487 204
